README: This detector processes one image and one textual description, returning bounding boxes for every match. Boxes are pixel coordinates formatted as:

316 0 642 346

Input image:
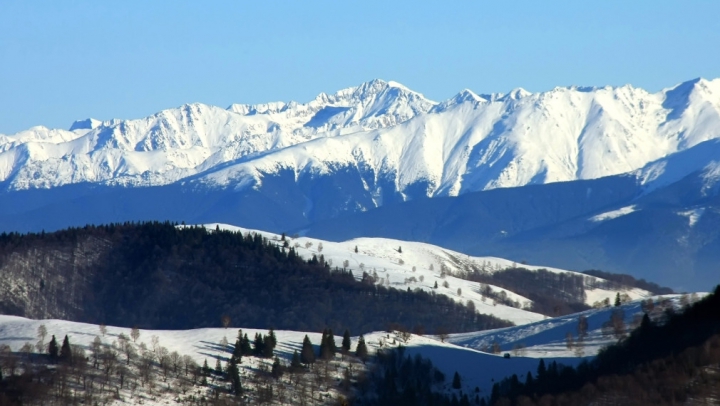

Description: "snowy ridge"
1 78 719 203
197 223 652 326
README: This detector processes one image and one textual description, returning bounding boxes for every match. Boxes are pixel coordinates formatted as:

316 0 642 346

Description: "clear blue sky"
2 1 719 134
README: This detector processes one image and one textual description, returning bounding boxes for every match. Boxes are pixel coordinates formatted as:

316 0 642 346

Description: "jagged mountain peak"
2 77 720 201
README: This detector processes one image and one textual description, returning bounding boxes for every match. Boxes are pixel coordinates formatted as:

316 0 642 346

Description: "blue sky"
1 1 719 134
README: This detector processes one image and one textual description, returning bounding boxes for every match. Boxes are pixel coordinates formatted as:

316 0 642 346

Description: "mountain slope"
302 146 720 291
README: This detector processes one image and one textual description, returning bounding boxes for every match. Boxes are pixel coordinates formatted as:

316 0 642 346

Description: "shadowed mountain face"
1 149 719 291
302 170 720 292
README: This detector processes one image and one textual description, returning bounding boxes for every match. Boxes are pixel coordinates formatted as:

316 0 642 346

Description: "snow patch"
678 208 706 227
589 205 637 222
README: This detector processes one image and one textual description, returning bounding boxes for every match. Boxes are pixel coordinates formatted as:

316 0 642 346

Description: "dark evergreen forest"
487 284 720 405
0 222 511 335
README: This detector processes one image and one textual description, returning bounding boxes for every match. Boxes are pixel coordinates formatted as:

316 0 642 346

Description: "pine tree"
253 333 265 357
300 335 315 366
271 357 283 379
291 349 302 371
232 338 243 362
355 335 368 363
241 333 252 356
215 358 223 376
267 329 278 350
202 359 211 376
536 358 547 390
60 335 72 364
615 292 622 307
525 371 534 393
341 329 351 354
452 371 462 389
354 245 358 253
398 246 402 253
228 358 242 395
434 281 438 289
263 331 274 358
319 328 328 359
327 328 337 356
48 335 59 362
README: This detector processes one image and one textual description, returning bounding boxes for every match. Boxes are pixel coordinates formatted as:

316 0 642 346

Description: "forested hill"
487 284 720 405
0 222 510 334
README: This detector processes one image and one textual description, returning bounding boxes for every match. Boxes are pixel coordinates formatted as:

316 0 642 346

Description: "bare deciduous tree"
130 326 140 343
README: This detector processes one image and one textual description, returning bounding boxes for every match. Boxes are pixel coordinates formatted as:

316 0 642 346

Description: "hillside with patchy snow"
0 293 695 399
203 223 651 326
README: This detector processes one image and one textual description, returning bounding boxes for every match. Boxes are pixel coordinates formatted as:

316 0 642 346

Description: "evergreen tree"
241 333 252 356
263 331 275 358
228 358 242 395
267 329 277 350
202 359 211 376
48 335 59 362
232 338 243 362
253 332 265 357
355 335 368 363
271 356 283 379
291 349 302 371
342 329 352 354
300 335 315 366
215 358 223 376
615 292 622 307
398 246 402 253
525 371 534 393
60 335 72 364
354 245 358 253
319 328 329 359
452 371 462 389
434 281 438 289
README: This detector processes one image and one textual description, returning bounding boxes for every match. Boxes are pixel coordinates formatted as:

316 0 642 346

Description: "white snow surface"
589 205 637 222
195 224 652 326
678 208 706 227
2 78 720 201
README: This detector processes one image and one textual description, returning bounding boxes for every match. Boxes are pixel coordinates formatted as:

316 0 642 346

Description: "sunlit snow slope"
2 78 719 204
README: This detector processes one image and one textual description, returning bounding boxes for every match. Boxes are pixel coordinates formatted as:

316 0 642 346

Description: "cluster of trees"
354 346 476 406
462 267 590 316
486 284 720 405
0 222 511 336
583 269 674 295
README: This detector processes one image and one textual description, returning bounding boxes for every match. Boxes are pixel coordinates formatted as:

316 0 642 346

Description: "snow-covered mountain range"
2 77 719 198
2 78 720 291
